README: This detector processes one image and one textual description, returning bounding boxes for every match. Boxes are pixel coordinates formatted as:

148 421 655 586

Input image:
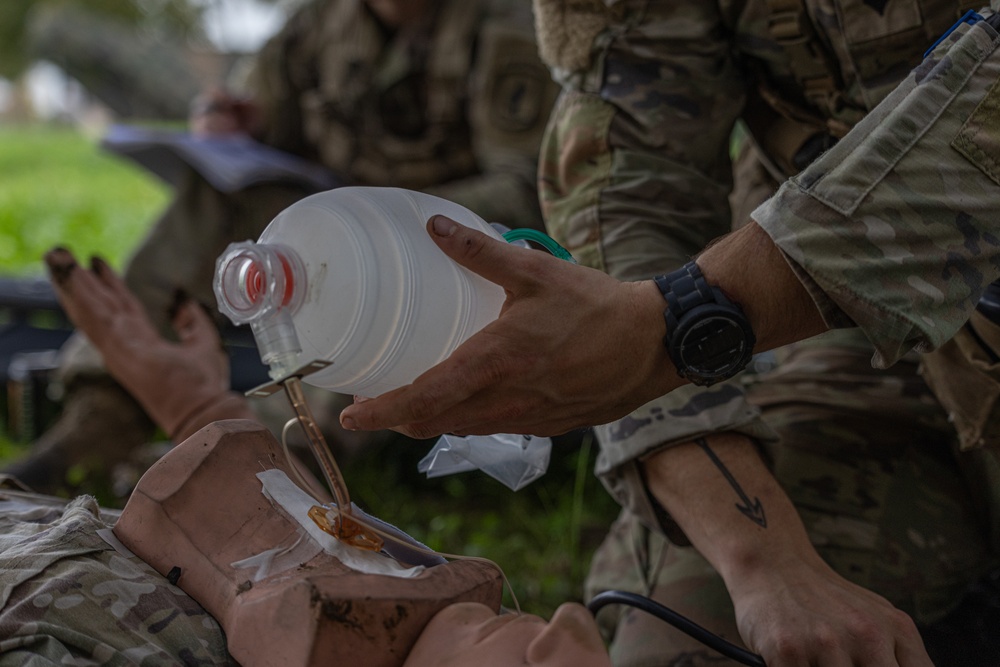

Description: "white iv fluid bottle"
213 187 506 396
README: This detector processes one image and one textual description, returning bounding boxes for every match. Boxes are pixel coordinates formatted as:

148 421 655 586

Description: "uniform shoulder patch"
489 60 551 132
471 23 559 149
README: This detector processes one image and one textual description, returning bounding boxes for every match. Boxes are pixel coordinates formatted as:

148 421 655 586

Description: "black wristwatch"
653 261 756 386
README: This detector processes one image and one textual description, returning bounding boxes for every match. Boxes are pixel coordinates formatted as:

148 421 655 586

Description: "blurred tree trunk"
26 5 205 120
0 0 206 80
1 0 287 122
2 77 36 123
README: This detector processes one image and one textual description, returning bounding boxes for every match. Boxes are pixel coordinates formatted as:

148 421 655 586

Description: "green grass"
0 122 169 466
0 122 167 455
0 123 169 276
0 123 620 618
343 431 619 615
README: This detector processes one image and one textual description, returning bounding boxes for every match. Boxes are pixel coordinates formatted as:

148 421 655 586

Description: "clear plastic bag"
418 433 552 491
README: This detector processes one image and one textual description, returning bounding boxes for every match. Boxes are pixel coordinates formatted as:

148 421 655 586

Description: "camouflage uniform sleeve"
753 12 1000 369
535 0 777 541
0 495 232 665
423 4 559 231
249 0 328 159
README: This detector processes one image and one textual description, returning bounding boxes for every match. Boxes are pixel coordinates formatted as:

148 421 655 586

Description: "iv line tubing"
282 376 352 515
502 228 576 262
587 591 766 666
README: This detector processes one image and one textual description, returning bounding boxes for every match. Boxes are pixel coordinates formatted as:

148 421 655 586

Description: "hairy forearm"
625 225 832 569
696 220 828 354
623 221 829 406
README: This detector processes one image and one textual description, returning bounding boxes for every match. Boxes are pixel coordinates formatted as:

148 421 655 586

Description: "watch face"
676 313 753 378
657 263 757 387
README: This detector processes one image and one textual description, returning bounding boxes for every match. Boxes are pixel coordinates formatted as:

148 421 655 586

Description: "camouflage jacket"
755 10 1000 367
0 494 232 665
535 0 999 533
250 0 558 230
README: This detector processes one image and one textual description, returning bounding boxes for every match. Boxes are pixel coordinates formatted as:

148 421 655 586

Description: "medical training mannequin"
404 601 612 667
42 247 611 667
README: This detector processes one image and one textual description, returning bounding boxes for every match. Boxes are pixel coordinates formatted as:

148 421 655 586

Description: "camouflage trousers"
0 492 233 665
586 334 1000 666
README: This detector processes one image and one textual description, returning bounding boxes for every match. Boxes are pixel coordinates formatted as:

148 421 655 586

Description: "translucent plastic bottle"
214 187 506 397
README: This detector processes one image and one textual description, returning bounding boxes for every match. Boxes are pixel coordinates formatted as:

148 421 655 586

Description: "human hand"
44 248 232 438
339 215 677 438
642 433 932 666
728 553 931 666
189 88 262 137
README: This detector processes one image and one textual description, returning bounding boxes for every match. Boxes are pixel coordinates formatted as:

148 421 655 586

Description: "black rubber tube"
587 590 766 667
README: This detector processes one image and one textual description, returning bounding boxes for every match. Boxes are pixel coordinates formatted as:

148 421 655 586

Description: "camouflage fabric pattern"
921 311 1000 452
0 494 232 666
592 377 779 545
537 1 775 535
537 0 981 279
253 0 556 230
536 0 993 509
753 12 1000 368
534 1 1000 662
920 313 1000 554
586 340 1000 665
536 0 1000 520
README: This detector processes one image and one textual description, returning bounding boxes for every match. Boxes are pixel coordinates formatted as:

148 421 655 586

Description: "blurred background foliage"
0 0 207 80
0 0 296 120
0 125 168 275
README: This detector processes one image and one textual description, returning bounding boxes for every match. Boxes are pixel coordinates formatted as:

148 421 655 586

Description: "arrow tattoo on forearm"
694 437 767 528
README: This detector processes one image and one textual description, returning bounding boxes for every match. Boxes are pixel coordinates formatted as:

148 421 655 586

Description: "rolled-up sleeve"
537 0 777 539
753 15 1000 368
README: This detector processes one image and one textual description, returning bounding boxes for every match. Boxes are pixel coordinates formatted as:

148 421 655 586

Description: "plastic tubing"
587 591 766 666
502 229 576 263
281 376 352 514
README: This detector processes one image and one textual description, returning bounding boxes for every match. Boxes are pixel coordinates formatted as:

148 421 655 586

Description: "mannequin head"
403 601 611 667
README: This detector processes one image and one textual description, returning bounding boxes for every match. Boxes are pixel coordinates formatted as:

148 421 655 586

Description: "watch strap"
653 261 755 385
654 262 737 340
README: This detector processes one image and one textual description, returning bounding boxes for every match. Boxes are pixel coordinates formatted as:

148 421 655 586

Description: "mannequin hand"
45 247 231 437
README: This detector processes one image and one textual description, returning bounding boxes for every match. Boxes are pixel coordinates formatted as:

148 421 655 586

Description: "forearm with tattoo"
694 437 767 528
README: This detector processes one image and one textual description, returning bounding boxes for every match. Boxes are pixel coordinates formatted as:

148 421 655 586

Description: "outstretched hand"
44 248 232 438
339 215 678 438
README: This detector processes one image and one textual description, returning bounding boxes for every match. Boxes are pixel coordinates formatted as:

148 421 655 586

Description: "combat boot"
2 378 154 497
